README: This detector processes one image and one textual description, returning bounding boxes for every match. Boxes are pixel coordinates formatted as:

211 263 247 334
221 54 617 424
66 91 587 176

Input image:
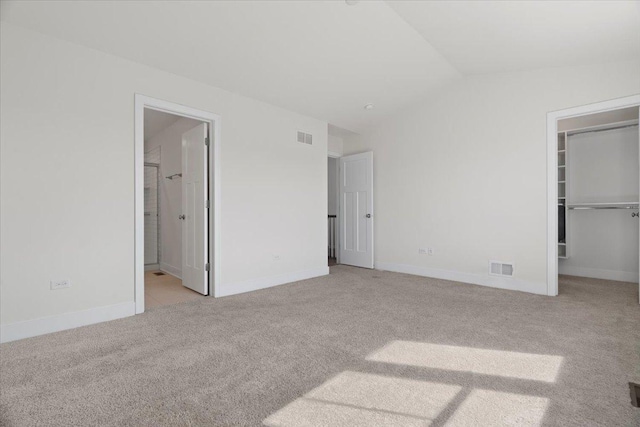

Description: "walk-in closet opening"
143 108 210 308
556 105 640 299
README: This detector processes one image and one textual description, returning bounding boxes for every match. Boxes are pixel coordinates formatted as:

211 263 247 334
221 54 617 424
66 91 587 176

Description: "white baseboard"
558 265 639 283
144 264 160 271
376 262 548 296
0 301 135 344
160 262 182 280
217 266 330 297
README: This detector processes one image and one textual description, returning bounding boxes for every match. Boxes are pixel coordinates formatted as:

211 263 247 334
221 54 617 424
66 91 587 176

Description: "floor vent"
153 272 166 276
631 382 640 408
489 261 514 277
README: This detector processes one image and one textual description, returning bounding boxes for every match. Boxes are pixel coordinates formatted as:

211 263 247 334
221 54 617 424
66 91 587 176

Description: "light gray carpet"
1 267 639 426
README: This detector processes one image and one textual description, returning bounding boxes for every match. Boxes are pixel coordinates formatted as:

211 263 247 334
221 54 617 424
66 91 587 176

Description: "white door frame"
546 94 640 297
134 94 221 313
328 151 341 264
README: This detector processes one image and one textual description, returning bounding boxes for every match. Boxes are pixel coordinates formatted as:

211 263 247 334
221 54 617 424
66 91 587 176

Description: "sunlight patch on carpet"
445 389 548 426
263 371 461 426
367 341 563 383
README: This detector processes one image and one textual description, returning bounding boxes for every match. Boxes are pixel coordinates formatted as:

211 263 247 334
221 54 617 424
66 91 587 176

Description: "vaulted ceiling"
388 1 640 75
2 1 638 133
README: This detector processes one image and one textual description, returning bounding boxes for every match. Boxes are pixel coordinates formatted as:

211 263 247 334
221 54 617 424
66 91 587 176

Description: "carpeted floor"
1 267 639 426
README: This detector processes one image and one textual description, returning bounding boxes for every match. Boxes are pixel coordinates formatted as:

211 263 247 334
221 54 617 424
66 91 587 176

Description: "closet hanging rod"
568 205 639 210
567 122 638 137
165 173 182 180
567 202 639 207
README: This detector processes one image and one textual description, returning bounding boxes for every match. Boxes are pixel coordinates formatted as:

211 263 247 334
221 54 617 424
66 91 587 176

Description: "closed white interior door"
181 123 209 295
339 151 374 268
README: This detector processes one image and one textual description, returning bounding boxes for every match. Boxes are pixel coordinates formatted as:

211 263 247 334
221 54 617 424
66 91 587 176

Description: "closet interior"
557 106 640 284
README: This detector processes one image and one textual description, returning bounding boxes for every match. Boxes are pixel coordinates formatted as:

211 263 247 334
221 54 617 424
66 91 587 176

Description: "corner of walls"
160 262 182 280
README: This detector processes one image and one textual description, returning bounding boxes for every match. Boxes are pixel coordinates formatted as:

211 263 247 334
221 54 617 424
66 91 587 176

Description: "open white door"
339 151 374 269
181 123 209 295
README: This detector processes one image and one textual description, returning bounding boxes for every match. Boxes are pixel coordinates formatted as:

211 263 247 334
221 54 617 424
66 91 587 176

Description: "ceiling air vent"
297 131 313 145
489 261 514 277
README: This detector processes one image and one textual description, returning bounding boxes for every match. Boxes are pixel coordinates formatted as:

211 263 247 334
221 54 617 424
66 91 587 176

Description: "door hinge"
205 263 210 272
205 200 210 209
205 137 210 146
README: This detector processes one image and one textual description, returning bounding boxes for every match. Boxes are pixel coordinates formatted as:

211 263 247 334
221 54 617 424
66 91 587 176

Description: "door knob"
178 214 185 220
366 214 371 218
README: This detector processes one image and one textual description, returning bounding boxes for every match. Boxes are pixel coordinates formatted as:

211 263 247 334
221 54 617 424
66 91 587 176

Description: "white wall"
328 135 344 156
343 60 640 295
559 127 639 282
0 23 328 333
144 116 203 278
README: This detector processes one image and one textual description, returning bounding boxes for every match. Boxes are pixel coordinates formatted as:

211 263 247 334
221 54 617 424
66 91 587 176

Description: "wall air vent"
297 131 313 145
489 261 514 277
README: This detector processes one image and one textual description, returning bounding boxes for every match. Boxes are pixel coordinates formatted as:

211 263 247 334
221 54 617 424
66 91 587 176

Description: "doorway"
135 95 221 314
143 109 208 308
547 95 640 302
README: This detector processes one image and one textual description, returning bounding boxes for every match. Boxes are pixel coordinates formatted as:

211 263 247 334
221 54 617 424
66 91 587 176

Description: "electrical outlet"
273 255 281 261
50 279 71 290
427 248 434 256
418 248 427 255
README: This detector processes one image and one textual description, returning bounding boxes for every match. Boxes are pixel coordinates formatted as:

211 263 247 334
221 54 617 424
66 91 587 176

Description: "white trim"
135 94 221 314
160 262 182 280
546 94 640 297
377 262 547 295
327 150 341 158
217 267 329 297
558 265 639 284
144 264 160 272
0 302 135 344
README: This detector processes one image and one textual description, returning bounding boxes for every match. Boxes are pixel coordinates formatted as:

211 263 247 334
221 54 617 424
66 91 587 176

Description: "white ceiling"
2 1 638 133
144 109 182 143
387 1 640 75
